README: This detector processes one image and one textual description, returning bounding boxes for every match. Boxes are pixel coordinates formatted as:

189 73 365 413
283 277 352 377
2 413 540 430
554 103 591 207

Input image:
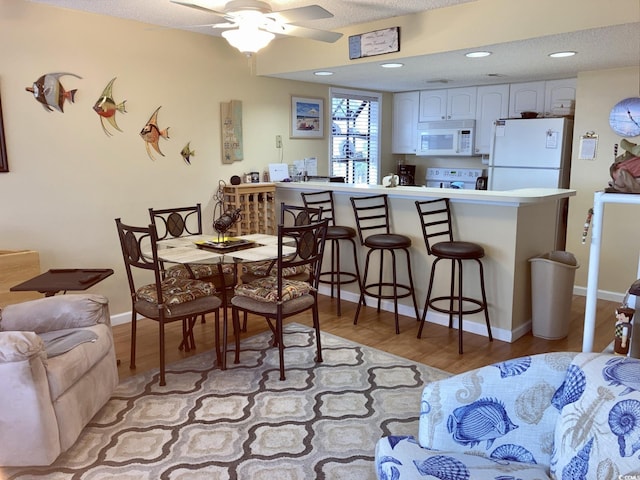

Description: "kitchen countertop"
276 181 574 342
275 182 575 205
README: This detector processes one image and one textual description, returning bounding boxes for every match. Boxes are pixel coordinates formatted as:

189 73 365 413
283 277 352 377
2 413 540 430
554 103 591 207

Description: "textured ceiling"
27 0 640 92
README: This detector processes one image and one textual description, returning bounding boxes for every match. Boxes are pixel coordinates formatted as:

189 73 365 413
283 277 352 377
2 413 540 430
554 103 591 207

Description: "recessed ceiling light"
549 51 577 58
380 63 404 68
465 51 492 58
314 71 334 76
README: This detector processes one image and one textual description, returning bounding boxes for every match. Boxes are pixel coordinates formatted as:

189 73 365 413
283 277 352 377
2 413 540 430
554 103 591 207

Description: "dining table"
151 233 296 358
154 233 295 269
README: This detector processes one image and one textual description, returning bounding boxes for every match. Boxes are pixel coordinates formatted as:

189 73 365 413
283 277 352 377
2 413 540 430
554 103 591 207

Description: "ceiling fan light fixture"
222 25 275 56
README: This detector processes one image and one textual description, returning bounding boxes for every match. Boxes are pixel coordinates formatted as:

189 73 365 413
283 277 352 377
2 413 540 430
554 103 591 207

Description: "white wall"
0 0 335 315
567 67 640 298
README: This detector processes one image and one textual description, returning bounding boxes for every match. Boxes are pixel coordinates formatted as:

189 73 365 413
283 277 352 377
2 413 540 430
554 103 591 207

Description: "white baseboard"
109 286 627 340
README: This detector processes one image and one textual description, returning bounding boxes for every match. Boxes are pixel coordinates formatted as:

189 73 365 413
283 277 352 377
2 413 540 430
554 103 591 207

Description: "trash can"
528 251 579 339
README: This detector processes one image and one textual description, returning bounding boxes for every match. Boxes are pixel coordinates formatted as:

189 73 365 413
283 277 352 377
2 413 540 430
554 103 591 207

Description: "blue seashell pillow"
550 353 640 479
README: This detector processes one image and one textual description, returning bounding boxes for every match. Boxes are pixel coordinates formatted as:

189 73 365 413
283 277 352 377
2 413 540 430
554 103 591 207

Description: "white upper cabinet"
448 87 477 120
543 78 576 117
508 81 545 118
474 84 510 155
419 89 448 121
419 87 477 121
508 79 577 118
392 91 419 154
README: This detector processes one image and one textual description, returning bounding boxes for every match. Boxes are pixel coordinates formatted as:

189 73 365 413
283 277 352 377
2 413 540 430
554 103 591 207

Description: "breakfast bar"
275 182 576 342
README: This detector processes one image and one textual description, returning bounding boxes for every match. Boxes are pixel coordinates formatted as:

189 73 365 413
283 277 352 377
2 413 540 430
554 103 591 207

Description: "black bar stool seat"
415 198 493 354
351 194 420 334
301 190 362 316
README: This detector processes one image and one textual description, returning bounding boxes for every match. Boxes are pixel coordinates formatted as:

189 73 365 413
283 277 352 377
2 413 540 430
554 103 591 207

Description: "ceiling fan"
171 0 343 56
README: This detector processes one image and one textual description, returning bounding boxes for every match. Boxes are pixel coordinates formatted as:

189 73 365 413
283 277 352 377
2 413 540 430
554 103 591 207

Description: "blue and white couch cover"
375 352 640 479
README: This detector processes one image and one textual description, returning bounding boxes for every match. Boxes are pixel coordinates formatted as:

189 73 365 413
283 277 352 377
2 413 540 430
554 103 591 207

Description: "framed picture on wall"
0 90 7 173
291 96 324 139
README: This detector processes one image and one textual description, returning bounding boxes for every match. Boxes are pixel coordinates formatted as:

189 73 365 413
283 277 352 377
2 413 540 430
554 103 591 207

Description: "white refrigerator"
488 117 574 249
488 117 573 190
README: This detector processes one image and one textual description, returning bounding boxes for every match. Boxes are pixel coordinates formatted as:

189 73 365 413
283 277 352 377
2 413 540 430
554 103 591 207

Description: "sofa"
375 352 640 479
0 294 118 466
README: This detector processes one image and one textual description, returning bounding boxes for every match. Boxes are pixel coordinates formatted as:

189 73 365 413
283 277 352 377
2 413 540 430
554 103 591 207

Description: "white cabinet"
508 81 545 118
419 87 477 121
392 91 419 154
509 79 576 118
419 89 447 121
474 84 509 155
544 78 576 117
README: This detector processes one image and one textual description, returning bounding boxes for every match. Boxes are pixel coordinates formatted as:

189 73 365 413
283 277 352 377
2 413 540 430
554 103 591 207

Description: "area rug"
3 323 450 480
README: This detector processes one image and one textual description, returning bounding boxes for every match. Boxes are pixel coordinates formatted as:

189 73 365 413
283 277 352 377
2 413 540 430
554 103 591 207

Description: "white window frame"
329 87 381 184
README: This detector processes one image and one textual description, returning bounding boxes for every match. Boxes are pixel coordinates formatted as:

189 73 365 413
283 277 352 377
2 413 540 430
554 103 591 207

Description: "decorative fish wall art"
180 142 195 165
93 77 127 136
140 106 170 161
25 72 82 112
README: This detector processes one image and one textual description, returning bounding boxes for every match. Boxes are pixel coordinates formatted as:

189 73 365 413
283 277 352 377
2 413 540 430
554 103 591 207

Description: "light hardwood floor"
113 293 617 379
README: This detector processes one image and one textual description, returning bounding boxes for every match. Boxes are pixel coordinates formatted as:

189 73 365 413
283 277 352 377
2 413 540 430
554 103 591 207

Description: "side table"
10 268 114 296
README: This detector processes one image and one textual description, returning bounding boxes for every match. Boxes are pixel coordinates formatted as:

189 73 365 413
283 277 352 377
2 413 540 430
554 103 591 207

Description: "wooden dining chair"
115 218 223 386
229 213 329 381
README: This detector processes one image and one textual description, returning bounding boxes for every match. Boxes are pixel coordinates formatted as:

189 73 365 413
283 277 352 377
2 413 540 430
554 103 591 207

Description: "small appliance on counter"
425 168 485 189
397 164 416 185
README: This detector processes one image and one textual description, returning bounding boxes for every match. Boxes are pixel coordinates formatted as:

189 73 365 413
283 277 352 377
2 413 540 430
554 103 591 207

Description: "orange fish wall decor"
140 106 170 161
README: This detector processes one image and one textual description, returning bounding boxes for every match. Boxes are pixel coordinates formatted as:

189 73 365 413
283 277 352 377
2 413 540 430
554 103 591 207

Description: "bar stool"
301 190 362 316
415 198 493 354
350 194 420 333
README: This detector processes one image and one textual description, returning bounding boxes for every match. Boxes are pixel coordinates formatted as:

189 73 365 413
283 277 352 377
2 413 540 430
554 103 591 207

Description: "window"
329 88 380 184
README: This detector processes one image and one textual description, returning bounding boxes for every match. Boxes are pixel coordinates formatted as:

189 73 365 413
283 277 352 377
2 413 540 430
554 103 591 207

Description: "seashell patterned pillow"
550 353 640 479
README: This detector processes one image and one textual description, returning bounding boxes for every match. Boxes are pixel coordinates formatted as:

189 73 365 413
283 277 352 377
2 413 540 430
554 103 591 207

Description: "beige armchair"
0 294 118 466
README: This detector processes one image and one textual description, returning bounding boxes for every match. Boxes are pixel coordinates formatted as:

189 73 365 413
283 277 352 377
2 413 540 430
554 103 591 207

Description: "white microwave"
416 119 476 156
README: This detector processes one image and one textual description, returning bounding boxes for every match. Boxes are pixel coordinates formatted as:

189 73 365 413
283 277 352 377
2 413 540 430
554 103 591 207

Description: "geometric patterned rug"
3 323 450 480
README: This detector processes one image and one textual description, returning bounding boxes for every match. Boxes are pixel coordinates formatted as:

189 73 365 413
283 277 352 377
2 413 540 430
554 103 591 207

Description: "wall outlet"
276 135 282 148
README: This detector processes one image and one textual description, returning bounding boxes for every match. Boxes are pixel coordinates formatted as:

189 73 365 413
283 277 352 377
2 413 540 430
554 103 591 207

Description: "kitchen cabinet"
509 79 576 118
508 81 545 118
543 78 576 117
419 87 477 121
474 84 509 155
392 91 419 154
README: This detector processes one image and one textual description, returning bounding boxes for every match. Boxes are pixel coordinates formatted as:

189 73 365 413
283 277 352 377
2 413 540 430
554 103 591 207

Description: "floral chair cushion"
164 263 234 280
550 353 640 479
136 277 216 306
242 260 309 278
234 277 312 303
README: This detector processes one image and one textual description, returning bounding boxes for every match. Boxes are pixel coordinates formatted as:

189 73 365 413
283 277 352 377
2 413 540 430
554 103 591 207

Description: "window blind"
330 88 381 184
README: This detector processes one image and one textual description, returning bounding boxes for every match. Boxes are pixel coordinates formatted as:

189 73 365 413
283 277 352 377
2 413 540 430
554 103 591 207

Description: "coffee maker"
397 164 416 186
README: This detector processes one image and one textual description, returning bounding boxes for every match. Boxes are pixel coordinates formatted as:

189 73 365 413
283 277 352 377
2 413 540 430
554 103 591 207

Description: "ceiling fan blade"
275 24 343 43
170 1 226 18
269 5 333 24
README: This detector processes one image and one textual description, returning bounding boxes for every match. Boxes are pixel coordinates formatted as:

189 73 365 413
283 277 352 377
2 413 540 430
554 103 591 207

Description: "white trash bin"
529 251 579 340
